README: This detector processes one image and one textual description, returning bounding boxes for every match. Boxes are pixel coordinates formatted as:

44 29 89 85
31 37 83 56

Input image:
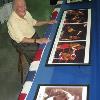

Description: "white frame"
67 0 91 3
35 85 88 100
47 9 91 65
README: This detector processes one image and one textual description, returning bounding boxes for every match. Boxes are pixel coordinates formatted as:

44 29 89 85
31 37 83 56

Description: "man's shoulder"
26 11 32 16
8 11 19 22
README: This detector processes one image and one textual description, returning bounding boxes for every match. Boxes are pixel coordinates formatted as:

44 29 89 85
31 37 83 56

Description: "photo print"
35 85 89 100
47 9 91 65
59 23 87 41
52 41 86 64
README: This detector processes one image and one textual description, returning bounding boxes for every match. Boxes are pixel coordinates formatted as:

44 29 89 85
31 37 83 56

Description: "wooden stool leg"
17 49 28 84
18 54 21 72
20 64 23 84
18 51 24 84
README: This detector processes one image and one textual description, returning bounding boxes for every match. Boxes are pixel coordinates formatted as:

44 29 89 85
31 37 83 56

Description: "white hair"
12 0 26 11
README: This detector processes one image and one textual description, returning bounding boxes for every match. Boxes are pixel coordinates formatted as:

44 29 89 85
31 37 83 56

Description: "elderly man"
7 0 56 64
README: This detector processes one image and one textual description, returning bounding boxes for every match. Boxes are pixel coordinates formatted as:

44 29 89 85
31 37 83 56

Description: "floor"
0 0 52 100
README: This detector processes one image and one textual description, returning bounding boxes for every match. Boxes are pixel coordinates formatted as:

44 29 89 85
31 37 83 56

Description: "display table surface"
18 0 100 100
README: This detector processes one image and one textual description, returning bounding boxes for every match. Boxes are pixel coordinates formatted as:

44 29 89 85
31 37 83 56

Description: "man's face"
15 0 26 18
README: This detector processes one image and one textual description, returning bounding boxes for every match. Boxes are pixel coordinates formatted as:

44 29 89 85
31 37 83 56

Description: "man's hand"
36 38 50 44
47 20 57 24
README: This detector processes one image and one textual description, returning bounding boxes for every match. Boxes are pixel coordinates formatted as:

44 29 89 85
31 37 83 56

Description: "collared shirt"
7 11 37 43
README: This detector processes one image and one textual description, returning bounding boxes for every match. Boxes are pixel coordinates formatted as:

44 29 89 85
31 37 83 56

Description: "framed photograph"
47 9 91 65
66 0 91 3
34 84 89 100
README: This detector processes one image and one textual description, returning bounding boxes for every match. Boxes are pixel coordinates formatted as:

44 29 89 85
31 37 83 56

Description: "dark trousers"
11 34 40 64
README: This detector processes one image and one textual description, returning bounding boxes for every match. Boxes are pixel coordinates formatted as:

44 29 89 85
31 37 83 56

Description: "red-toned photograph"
53 42 85 63
47 9 91 65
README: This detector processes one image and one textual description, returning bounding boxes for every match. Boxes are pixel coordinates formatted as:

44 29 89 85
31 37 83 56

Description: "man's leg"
22 33 40 64
22 43 39 64
11 33 40 64
11 41 39 64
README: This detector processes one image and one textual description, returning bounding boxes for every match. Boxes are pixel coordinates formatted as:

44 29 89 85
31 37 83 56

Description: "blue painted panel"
26 0 100 100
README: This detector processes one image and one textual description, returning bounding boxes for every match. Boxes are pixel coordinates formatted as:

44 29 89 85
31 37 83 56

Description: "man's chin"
19 13 26 18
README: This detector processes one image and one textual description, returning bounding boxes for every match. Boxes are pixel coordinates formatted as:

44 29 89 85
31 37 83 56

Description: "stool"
16 49 28 84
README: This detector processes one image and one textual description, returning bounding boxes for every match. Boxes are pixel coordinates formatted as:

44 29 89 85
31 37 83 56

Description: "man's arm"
21 37 50 44
34 20 57 26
